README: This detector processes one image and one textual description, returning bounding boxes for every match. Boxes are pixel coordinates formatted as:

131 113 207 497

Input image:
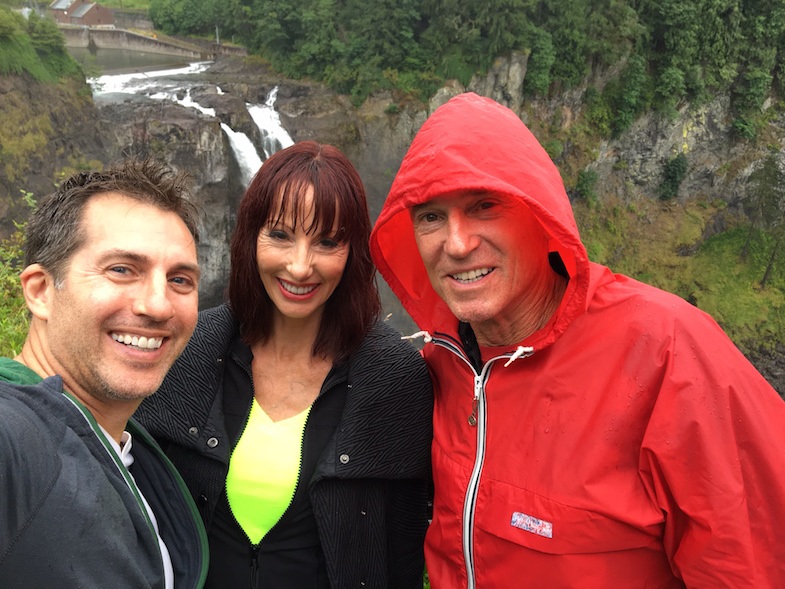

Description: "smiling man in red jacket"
370 92 785 588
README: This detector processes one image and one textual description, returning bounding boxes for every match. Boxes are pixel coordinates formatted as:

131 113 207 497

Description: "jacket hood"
370 92 591 348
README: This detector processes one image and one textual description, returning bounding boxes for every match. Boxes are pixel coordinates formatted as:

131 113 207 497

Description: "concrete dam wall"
60 26 206 59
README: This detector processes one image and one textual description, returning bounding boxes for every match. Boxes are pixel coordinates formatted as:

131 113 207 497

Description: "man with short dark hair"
371 93 785 588
0 159 208 589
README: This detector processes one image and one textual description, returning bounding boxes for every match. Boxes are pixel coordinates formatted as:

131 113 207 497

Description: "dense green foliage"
0 6 81 81
0 228 28 357
0 191 32 357
149 0 785 114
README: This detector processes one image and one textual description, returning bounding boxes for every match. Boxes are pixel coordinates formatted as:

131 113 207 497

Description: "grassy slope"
98 0 150 10
574 196 785 352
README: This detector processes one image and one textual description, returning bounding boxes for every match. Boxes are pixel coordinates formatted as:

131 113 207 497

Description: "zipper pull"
468 375 481 426
250 546 260 588
468 398 478 427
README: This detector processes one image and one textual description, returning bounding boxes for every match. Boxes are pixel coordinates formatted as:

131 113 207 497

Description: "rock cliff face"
2 71 240 309
446 52 785 211
95 95 238 309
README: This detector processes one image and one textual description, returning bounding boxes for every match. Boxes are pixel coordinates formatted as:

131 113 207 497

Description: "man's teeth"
281 281 317 295
452 268 492 283
111 333 163 350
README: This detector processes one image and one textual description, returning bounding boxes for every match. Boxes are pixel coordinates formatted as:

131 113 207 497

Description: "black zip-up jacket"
135 304 433 588
0 360 209 589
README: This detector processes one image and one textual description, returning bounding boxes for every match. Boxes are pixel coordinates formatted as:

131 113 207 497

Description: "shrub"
732 115 759 141
584 87 612 137
574 169 599 207
543 139 564 161
659 152 688 200
0 191 33 357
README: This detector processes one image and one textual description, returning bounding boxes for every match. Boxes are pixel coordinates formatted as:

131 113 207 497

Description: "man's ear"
19 264 55 321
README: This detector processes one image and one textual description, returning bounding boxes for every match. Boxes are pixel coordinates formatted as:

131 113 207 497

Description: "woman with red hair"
137 141 432 588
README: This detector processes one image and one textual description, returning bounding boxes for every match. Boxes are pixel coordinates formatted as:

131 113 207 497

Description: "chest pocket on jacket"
473 475 664 555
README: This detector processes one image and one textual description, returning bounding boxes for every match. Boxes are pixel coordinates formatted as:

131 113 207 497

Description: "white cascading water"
247 87 294 159
220 123 263 186
88 63 291 187
90 62 212 95
148 87 262 185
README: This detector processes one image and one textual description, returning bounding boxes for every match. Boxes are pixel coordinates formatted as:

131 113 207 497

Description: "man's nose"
444 214 480 258
133 274 175 321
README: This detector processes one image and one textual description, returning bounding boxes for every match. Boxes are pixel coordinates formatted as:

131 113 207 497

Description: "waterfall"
159 88 216 117
147 88 261 185
220 123 262 187
88 64 286 187
247 87 294 159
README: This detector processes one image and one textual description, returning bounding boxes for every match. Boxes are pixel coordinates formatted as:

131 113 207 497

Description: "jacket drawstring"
401 330 433 344
504 346 534 367
402 332 531 366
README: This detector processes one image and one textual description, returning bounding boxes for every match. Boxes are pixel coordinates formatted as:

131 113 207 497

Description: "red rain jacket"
370 92 785 589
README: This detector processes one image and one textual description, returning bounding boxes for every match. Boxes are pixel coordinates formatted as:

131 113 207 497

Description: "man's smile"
450 267 494 284
111 332 164 350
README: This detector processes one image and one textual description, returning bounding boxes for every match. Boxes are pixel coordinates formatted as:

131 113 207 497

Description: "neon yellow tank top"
226 400 311 544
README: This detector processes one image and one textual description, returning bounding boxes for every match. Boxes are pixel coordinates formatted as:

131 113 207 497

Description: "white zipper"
431 336 533 589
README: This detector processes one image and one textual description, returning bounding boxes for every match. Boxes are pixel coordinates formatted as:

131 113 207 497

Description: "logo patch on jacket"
511 511 553 538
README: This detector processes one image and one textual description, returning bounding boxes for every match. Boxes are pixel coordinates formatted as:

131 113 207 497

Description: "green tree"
331 0 425 98
420 0 483 75
28 12 80 78
150 0 212 36
339 0 419 68
656 65 686 114
730 0 785 130
696 0 742 88
619 54 650 131
523 25 555 95
475 0 531 58
585 0 644 67
634 0 753 113
744 153 785 288
240 0 304 71
27 12 64 55
584 86 612 135
421 0 531 81
659 152 688 200
537 0 591 86
574 168 599 207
